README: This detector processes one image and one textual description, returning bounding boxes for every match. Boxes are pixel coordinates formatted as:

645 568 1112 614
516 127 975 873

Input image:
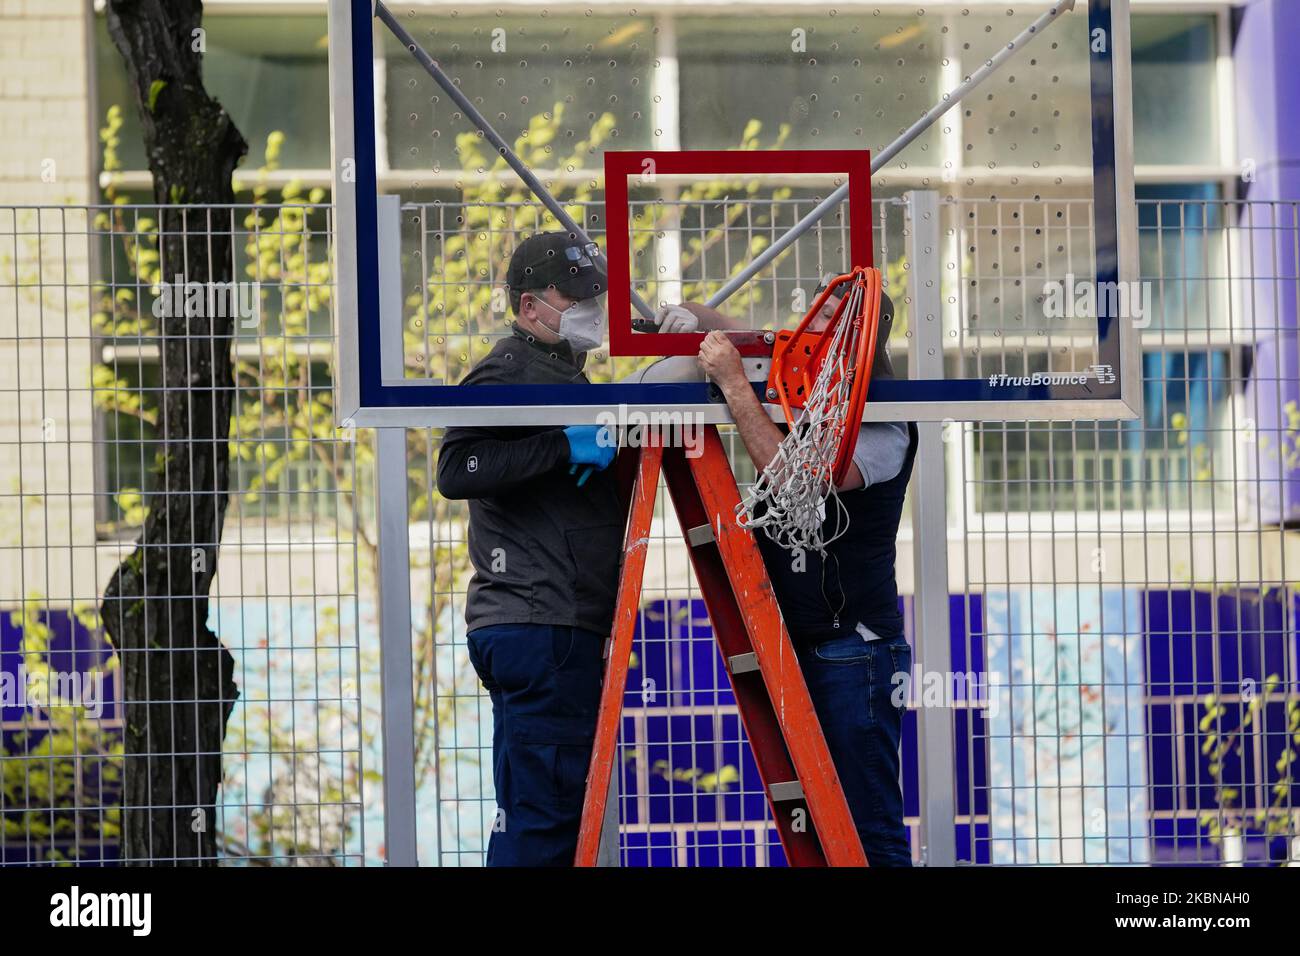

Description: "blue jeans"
465 623 605 866
796 632 913 866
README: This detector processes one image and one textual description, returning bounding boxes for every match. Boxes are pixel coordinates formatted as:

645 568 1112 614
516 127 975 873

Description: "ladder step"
686 523 715 548
727 652 760 675
769 781 805 802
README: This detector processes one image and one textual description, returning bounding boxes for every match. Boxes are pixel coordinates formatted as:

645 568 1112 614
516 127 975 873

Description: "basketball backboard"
327 0 1139 426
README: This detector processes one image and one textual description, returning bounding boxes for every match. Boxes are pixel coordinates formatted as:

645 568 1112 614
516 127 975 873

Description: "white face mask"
533 295 607 352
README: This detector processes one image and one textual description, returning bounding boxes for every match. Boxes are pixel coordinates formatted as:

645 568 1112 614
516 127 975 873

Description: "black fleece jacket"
436 324 623 636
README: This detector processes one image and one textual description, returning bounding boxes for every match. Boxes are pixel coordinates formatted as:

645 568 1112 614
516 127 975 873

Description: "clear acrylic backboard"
327 0 1140 426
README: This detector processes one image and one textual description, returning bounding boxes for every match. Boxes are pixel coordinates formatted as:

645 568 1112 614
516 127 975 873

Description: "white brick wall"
0 0 94 205
0 3 99 605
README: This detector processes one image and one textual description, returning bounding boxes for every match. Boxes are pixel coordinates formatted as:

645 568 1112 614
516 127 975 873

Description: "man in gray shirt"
695 284 917 865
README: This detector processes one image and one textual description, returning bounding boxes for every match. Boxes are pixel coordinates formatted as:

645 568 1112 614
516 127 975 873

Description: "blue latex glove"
563 425 617 483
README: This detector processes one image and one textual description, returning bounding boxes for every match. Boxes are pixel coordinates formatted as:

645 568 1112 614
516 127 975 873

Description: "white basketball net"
737 280 868 556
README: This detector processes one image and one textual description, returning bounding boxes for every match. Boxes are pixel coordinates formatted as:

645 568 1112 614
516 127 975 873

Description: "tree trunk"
101 0 247 866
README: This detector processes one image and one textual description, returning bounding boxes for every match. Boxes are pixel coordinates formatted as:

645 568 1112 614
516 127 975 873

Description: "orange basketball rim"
764 266 884 487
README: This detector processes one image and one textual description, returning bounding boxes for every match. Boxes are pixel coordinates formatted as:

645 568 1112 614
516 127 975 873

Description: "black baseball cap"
506 231 607 301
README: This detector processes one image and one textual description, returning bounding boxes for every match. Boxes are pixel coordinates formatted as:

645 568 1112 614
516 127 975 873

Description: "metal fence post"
375 196 420 866
905 190 958 867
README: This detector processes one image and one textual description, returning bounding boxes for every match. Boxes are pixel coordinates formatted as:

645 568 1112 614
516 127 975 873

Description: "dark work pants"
466 623 605 866
795 631 913 866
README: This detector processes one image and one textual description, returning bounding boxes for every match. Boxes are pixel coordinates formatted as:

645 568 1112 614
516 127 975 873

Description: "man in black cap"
438 232 773 865
436 231 623 866
693 281 919 866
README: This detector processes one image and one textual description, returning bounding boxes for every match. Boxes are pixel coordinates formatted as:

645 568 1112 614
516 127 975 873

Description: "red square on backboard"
603 149 873 357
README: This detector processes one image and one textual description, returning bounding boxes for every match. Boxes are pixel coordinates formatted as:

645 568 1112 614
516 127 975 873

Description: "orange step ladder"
574 425 867 866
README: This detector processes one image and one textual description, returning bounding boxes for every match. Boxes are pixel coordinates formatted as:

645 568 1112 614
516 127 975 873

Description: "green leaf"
147 79 167 113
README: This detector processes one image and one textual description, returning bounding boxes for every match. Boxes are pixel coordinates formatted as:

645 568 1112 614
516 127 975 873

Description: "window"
972 372 1232 514
95 14 332 170
1131 15 1219 167
677 16 943 155
1138 183 1230 333
96 355 341 531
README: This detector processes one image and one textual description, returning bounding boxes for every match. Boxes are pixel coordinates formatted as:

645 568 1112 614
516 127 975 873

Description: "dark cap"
506 231 608 301
871 290 897 381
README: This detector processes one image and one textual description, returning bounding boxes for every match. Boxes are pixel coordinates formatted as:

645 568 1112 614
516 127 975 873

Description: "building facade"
1 0 1297 865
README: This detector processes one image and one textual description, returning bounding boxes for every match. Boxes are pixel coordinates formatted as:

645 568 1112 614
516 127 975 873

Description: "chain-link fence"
0 202 368 865
2 195 1296 865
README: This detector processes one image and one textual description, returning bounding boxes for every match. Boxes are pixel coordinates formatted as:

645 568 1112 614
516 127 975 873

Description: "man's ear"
520 290 547 324
521 288 556 317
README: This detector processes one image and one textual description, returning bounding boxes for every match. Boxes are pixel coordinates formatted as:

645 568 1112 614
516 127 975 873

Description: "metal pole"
378 196 404 382
375 197 420 866
706 0 1077 309
374 0 656 320
375 427 420 866
906 190 957 867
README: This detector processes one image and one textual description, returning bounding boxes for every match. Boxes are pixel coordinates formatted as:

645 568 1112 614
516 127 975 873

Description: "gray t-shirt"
850 421 911 487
